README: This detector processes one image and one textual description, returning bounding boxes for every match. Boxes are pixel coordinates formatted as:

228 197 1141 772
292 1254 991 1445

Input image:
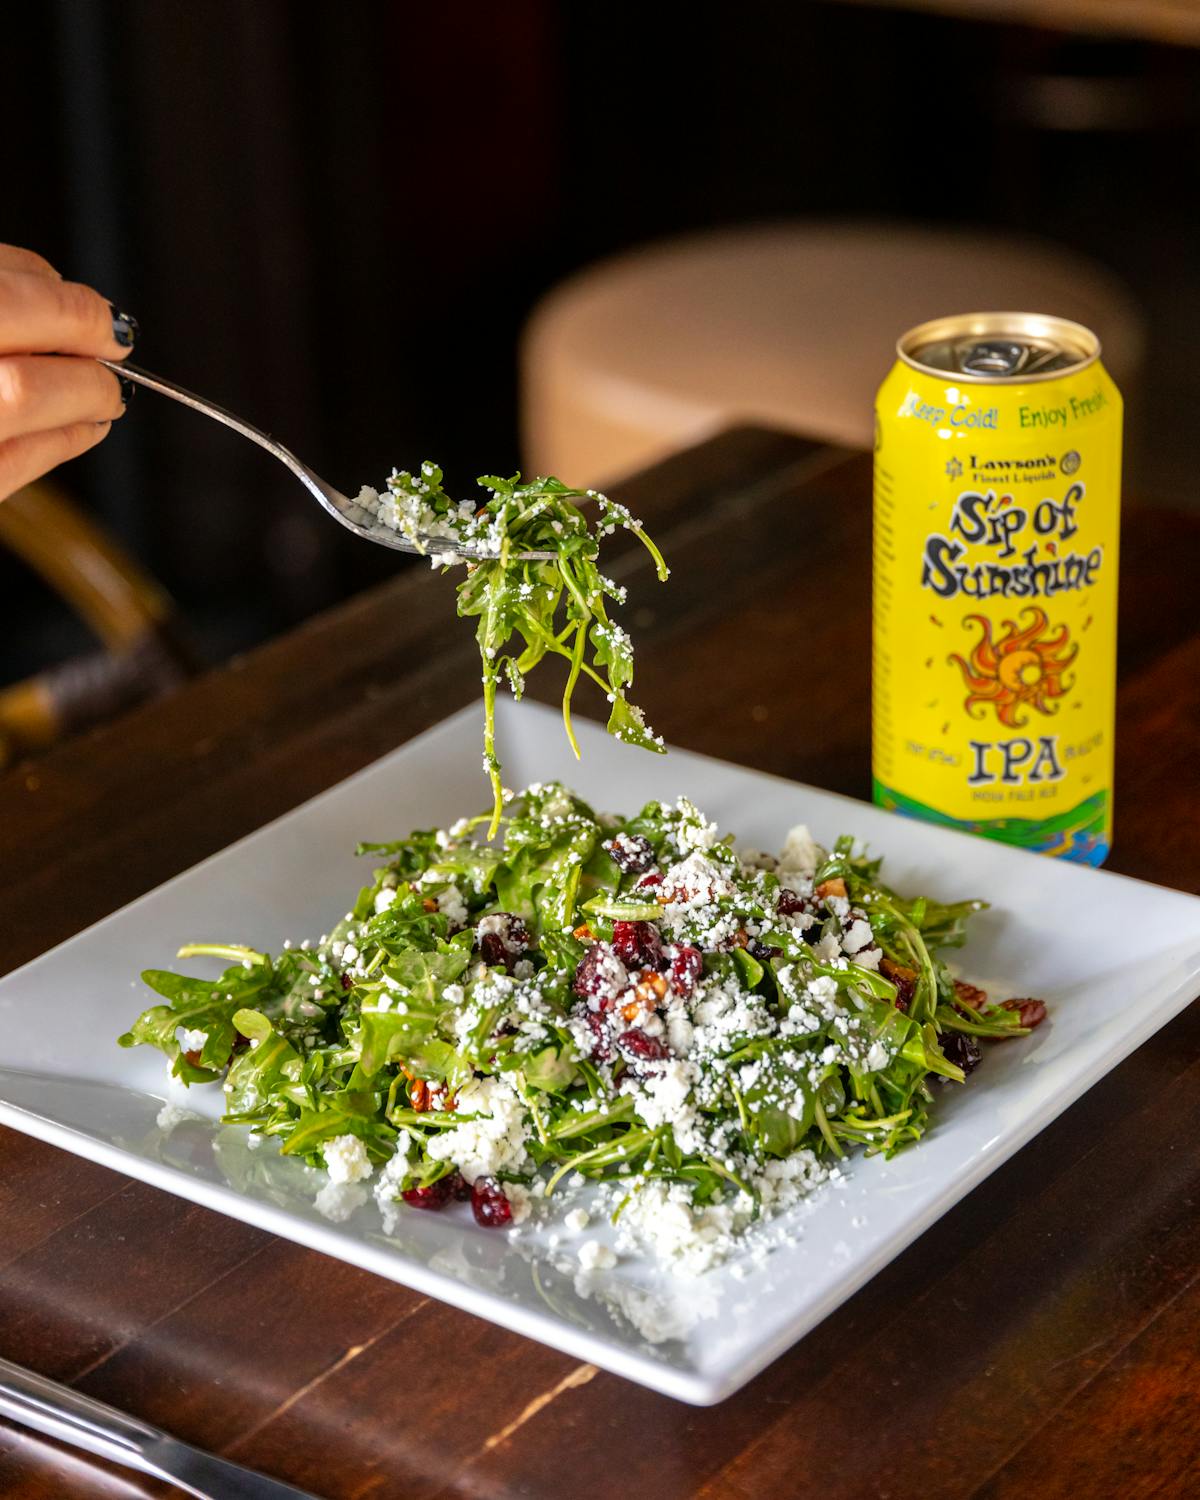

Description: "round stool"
520 221 1144 482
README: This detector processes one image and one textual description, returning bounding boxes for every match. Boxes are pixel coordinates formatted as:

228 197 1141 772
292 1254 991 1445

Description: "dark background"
6 0 1199 684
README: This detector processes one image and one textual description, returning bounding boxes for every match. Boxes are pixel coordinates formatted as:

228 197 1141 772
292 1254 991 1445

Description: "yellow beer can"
872 313 1122 865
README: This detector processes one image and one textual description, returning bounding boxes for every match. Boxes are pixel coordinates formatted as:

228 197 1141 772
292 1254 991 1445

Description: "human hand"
0 243 137 504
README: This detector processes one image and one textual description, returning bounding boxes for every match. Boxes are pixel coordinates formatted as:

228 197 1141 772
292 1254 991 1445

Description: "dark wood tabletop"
1 427 1198 1500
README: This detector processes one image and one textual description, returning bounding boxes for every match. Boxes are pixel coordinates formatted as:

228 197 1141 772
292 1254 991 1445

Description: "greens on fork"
357 465 670 836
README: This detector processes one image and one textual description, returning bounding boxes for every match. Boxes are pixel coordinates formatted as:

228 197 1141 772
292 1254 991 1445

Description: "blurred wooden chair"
520 221 1145 483
0 483 198 772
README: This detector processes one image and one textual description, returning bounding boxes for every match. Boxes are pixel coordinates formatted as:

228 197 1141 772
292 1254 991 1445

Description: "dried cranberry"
402 1176 455 1210
611 920 663 970
476 913 530 973
573 1004 612 1060
1002 998 1048 1029
776 887 811 916
940 1030 982 1077
479 931 509 969
605 832 655 875
573 943 621 1003
636 871 664 890
471 1176 513 1228
881 959 917 1013
617 1028 669 1062
748 939 782 961
447 1170 472 1201
340 971 354 991
668 944 704 995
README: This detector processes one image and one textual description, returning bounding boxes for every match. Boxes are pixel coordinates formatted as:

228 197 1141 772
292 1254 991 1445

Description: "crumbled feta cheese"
502 1182 533 1225
577 1240 617 1271
673 797 719 853
314 1180 369 1222
437 884 468 928
778 823 822 879
156 1101 197 1131
812 933 844 964
611 1179 738 1275
626 1059 702 1152
841 918 875 955
177 1027 209 1054
564 1207 590 1234
425 1076 531 1183
323 1134 373 1184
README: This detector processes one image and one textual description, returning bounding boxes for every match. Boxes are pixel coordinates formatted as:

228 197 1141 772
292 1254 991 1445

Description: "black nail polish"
109 303 138 349
117 374 135 407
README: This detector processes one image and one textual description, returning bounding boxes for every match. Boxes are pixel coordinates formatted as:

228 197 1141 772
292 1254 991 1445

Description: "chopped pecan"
816 877 847 900
636 970 669 1004
1002 998 1048 1029
953 978 988 1011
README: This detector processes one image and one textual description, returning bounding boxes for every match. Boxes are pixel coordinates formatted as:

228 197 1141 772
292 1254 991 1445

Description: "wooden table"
1 428 1198 1499
833 0 1200 47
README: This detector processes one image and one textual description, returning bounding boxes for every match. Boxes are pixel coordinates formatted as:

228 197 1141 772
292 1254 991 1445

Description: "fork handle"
0 1355 317 1499
98 360 333 510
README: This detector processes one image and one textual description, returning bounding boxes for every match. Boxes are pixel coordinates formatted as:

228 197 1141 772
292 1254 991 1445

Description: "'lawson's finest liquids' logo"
920 482 1103 600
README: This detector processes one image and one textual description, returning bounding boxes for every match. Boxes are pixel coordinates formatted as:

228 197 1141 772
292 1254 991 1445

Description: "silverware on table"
0 1355 319 1499
98 359 556 563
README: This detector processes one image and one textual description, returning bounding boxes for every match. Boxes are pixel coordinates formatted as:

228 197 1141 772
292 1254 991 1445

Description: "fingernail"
109 303 138 349
117 374 135 407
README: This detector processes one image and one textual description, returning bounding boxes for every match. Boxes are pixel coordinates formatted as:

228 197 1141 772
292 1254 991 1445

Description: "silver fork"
0 1354 319 1498
99 360 555 562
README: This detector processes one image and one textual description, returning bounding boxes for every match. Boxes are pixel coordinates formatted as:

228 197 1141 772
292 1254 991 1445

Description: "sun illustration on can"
949 607 1078 727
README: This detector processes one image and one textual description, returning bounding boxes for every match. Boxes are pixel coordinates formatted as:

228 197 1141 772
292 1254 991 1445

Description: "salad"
355 465 669 835
121 784 1046 1272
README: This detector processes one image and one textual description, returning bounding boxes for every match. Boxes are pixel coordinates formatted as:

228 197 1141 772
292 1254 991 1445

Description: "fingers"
0 249 134 501
0 355 125 444
0 243 61 279
0 420 111 505
0 267 136 359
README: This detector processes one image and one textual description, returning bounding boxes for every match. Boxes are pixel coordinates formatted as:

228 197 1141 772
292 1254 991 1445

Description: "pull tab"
960 339 1027 377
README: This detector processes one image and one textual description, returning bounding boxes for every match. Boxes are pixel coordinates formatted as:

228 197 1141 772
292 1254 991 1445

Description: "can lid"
898 313 1101 383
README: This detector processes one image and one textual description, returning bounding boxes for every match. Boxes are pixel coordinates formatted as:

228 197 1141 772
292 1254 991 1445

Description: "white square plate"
2 700 1199 1404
